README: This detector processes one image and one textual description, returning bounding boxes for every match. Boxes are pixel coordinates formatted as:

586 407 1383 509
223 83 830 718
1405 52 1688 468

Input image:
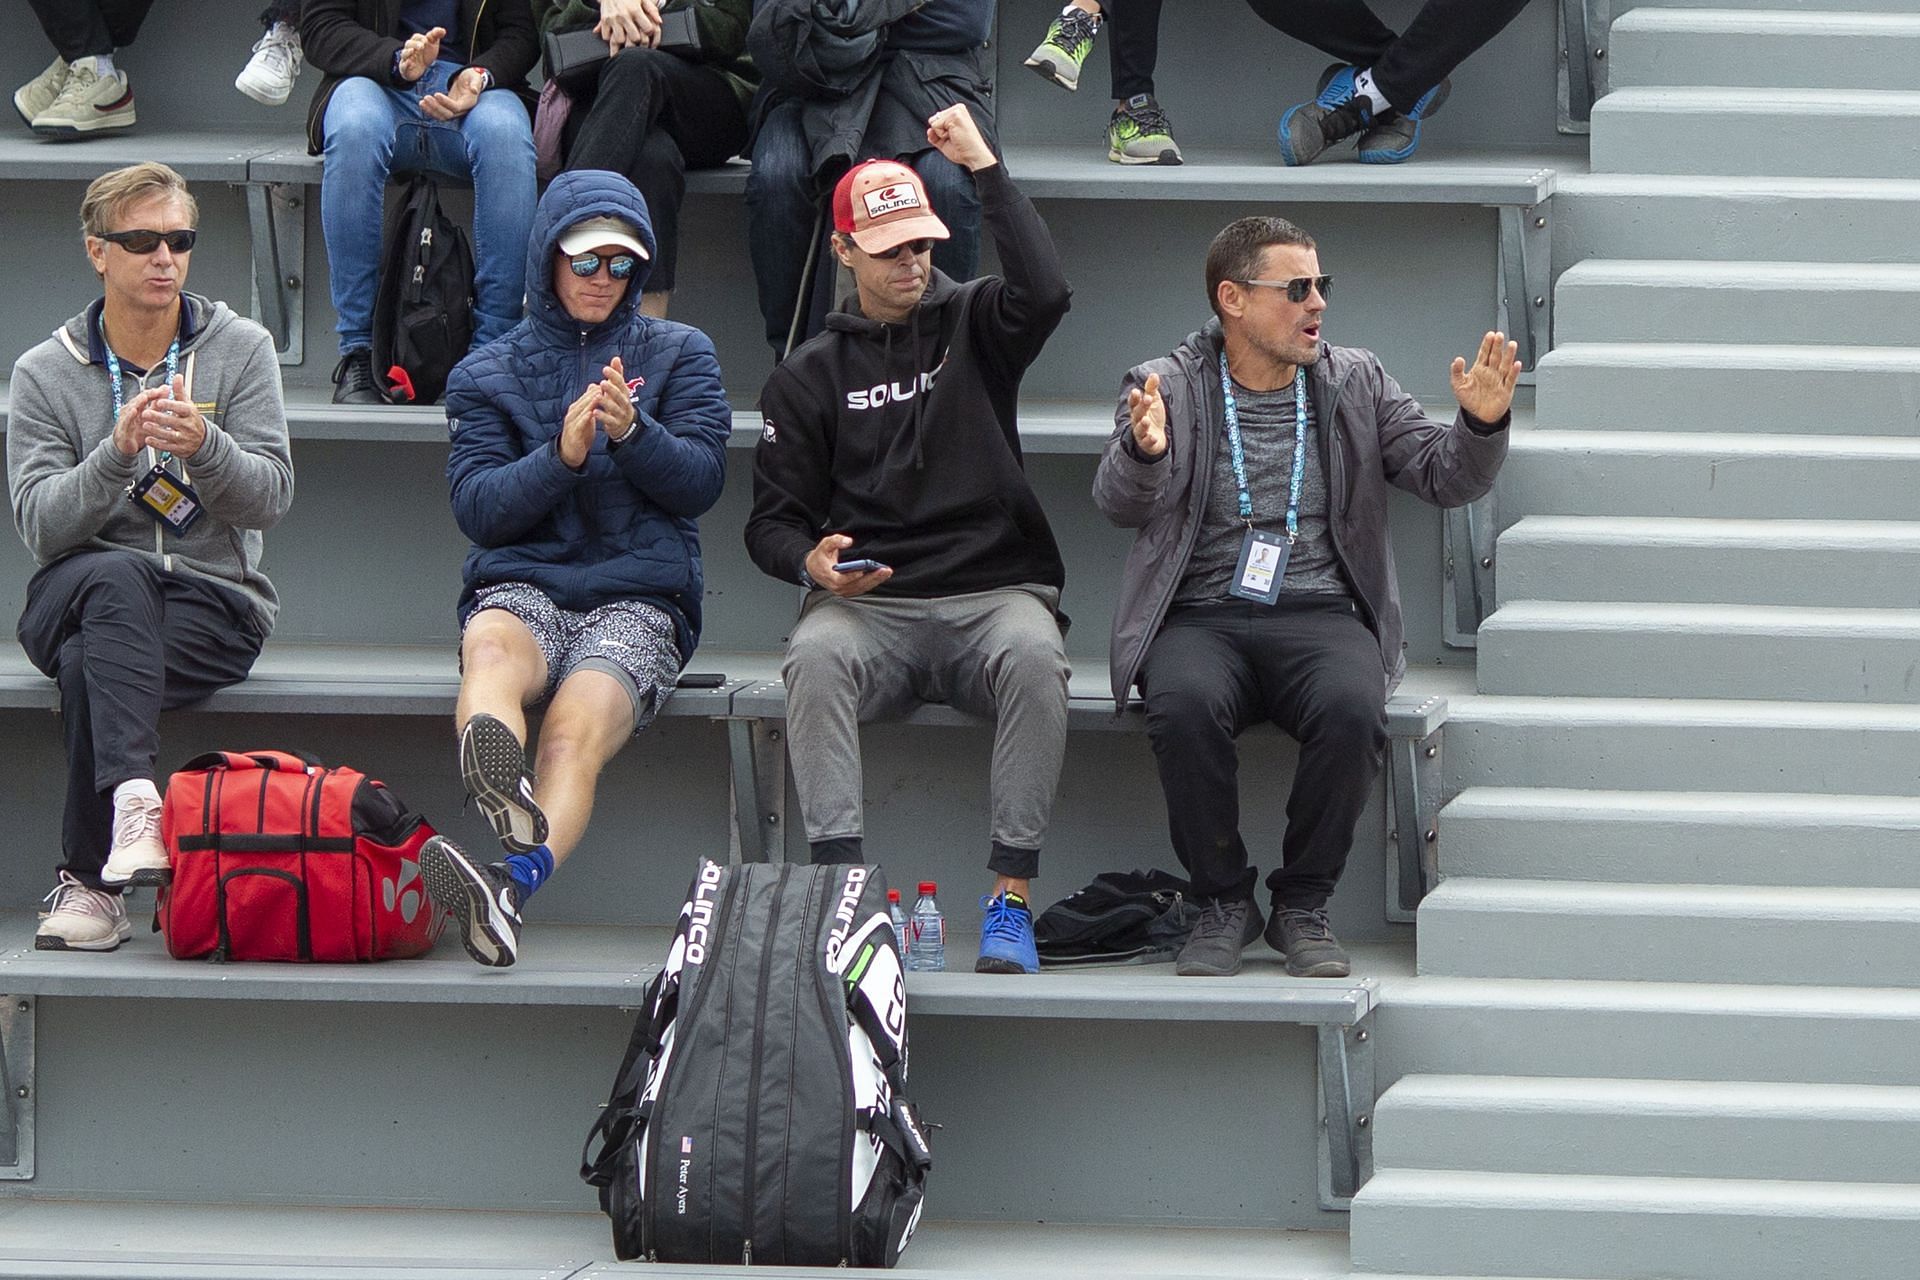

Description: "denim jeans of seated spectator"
321 58 536 353
745 97 981 354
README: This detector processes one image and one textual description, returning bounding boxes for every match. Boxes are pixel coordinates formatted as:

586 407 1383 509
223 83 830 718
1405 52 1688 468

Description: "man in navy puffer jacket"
422 169 731 968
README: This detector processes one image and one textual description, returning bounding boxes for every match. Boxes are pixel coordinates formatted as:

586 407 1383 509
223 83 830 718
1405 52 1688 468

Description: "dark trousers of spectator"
1106 0 1166 100
1138 596 1387 912
17 551 264 892
28 0 155 60
261 1 300 27
563 48 749 295
1242 0 1532 110
745 97 982 355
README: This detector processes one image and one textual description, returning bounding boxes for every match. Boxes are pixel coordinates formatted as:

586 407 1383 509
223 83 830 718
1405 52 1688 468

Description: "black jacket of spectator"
301 0 539 154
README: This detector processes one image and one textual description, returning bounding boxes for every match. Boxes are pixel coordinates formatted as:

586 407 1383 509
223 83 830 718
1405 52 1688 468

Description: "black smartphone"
676 672 727 689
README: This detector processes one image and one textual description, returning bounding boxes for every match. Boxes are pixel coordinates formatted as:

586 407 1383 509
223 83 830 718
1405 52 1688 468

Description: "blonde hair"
79 162 198 240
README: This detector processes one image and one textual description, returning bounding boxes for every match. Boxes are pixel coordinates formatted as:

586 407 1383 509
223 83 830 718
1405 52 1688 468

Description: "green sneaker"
1024 5 1100 92
1107 93 1183 166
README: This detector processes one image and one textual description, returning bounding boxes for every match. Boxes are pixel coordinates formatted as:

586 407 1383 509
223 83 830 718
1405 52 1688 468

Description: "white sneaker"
36 871 132 952
101 779 170 887
13 55 68 127
235 22 303 107
31 60 135 137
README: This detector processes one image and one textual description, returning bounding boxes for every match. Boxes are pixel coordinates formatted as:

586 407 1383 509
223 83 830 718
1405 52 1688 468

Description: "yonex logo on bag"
685 862 725 964
382 857 424 923
824 866 870 963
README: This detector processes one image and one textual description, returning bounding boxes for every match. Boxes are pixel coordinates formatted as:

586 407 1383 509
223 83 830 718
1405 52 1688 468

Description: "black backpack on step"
581 859 932 1266
1034 869 1203 967
370 176 474 404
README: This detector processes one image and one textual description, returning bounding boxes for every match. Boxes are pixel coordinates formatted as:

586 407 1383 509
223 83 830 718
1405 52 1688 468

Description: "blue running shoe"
1278 64 1373 167
976 892 1039 974
1358 77 1451 164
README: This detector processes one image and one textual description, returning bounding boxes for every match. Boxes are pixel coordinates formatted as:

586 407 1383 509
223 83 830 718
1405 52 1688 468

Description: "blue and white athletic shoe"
1358 78 1451 164
976 892 1040 975
1277 64 1374 167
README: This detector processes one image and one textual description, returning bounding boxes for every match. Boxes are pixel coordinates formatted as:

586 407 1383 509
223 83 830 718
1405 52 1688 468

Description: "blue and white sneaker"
976 892 1039 974
421 835 523 968
1277 64 1374 167
1358 77 1451 164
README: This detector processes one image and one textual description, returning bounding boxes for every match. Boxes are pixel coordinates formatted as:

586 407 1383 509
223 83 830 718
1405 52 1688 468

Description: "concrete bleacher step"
1553 173 1920 263
1591 87 1920 180
1443 693 1920 794
1349 1168 1920 1280
1609 7 1920 91
1373 1074 1920 1183
1475 600 1920 702
1417 878 1920 986
1552 260 1920 347
1494 515 1920 608
1498 430 1920 521
1534 343 1920 434
1438 787 1920 888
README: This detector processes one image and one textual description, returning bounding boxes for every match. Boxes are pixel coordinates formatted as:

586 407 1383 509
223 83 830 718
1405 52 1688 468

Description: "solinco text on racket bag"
581 859 932 1266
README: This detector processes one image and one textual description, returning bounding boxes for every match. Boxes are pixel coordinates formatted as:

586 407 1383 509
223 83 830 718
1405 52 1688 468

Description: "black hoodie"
747 164 1071 600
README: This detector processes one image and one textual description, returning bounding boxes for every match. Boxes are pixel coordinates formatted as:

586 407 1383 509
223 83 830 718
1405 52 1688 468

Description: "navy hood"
525 169 660 337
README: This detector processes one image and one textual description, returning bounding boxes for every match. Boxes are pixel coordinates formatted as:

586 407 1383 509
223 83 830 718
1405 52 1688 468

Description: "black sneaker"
1175 897 1265 977
1277 64 1374 167
421 835 523 967
460 712 548 854
330 349 382 405
1265 905 1352 978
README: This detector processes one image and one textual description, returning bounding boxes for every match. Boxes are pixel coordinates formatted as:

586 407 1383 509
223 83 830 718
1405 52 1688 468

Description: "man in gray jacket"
8 162 294 952
1093 215 1515 978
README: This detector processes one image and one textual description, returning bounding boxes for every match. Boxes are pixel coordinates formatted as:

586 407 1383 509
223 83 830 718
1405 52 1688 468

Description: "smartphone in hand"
834 558 887 574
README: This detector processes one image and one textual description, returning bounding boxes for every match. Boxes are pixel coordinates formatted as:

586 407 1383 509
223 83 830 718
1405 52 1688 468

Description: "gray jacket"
9 293 295 633
1092 321 1509 709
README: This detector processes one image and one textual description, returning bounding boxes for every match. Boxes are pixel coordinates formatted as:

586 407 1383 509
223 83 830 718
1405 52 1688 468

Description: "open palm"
1450 331 1523 424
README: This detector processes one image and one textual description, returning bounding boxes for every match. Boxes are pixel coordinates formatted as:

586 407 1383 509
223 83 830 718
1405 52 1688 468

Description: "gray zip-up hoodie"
8 293 295 633
1093 321 1508 708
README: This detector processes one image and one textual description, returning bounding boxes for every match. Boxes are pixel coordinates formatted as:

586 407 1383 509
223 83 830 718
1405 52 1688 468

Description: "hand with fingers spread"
597 356 637 440
1127 372 1168 458
925 103 998 173
1450 330 1523 425
805 533 892 598
597 0 663 51
560 385 601 469
421 66 486 120
398 26 446 82
139 373 207 458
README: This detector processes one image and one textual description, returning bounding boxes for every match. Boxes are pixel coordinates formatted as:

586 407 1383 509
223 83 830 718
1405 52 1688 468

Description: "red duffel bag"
158 750 445 962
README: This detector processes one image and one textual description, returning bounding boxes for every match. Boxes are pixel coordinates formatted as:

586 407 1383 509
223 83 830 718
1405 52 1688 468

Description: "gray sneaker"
13 56 68 127
1265 906 1352 977
1357 78 1451 164
31 61 135 138
1175 897 1265 977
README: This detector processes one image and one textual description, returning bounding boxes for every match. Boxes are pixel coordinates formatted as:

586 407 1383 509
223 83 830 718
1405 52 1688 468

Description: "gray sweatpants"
783 585 1070 878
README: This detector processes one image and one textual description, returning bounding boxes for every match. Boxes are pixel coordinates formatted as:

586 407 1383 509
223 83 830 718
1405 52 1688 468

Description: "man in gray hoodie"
8 162 294 952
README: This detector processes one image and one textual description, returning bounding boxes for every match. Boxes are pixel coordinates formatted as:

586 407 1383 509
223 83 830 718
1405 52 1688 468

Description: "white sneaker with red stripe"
31 60 136 138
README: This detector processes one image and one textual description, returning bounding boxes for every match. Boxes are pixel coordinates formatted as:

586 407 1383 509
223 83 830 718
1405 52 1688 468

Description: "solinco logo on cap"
863 184 922 219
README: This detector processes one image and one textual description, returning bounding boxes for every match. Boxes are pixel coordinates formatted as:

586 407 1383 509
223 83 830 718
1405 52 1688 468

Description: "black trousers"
27 0 155 60
563 48 749 295
17 551 264 891
1139 597 1386 911
1242 0 1532 110
1106 0 1166 101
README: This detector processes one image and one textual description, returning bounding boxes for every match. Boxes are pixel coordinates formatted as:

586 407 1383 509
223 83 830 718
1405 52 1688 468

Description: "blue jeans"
321 60 536 353
745 97 981 354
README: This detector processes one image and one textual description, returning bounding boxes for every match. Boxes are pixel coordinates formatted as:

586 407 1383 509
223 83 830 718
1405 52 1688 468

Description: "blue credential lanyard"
1219 351 1307 541
105 338 181 464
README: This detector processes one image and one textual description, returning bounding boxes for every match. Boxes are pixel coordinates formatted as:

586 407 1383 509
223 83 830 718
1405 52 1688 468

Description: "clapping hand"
398 26 445 82
1127 372 1167 458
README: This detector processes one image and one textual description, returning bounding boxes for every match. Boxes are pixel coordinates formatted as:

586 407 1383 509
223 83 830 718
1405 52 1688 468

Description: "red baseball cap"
831 160 950 255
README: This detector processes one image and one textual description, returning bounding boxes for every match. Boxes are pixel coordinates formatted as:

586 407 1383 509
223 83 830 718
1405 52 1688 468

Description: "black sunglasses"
868 238 935 261
1238 275 1333 304
97 228 198 254
568 250 639 280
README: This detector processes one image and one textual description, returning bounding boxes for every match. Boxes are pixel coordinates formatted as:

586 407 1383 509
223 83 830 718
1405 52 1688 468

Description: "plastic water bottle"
887 888 912 962
906 881 945 972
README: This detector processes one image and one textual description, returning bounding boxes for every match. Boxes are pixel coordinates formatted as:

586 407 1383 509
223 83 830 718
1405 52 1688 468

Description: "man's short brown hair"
1204 216 1316 318
80 162 198 240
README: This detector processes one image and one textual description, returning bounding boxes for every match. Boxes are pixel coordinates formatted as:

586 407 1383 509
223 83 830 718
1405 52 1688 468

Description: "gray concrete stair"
1416 878 1920 986
1552 259 1920 347
1494 515 1920 608
1535 343 1920 434
1592 87 1920 179
1610 7 1920 91
1350 1168 1920 1280
1475 600 1920 702
1438 787 1920 888
1554 173 1920 262
1372 1074 1920 1183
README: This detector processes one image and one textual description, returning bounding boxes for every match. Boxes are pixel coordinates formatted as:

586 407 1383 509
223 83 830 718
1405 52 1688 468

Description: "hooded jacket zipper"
1311 362 1377 638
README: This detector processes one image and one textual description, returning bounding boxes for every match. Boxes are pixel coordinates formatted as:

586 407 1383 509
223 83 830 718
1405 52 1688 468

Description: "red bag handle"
175 749 324 775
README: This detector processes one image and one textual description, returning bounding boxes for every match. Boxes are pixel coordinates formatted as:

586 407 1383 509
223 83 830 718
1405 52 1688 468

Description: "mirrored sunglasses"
1239 275 1333 304
568 251 639 280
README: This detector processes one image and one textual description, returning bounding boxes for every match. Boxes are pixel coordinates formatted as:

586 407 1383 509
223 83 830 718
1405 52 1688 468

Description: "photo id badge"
128 465 203 534
1229 528 1290 604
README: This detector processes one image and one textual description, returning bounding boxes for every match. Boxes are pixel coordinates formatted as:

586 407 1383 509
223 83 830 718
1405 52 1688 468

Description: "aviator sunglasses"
1237 274 1334 304
96 228 198 254
568 250 639 280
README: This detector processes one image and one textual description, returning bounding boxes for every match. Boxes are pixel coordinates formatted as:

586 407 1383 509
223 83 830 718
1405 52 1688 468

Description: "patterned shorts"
465 583 681 734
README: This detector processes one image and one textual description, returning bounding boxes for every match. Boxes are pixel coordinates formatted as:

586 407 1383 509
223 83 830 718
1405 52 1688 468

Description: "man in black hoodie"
747 104 1071 976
